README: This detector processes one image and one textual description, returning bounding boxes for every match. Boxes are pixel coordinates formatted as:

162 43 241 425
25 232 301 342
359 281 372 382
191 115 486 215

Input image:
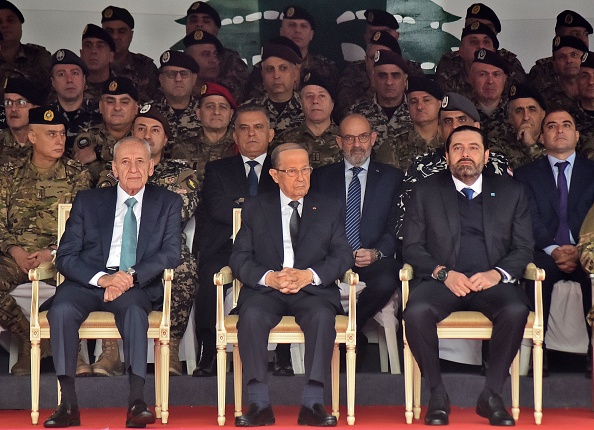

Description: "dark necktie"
289 200 300 254
461 187 474 200
345 166 363 251
246 160 259 196
120 197 137 271
555 161 570 245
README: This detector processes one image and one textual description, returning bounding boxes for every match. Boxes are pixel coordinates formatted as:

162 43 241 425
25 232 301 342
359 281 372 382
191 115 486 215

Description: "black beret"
461 21 499 50
186 1 221 28
440 92 480 123
364 9 399 30
183 30 223 53
552 36 588 54
101 76 138 101
29 106 68 126
368 30 401 55
136 103 172 140
556 10 593 34
4 77 43 105
472 48 509 74
0 0 23 23
301 69 336 101
582 51 594 70
82 24 116 52
282 5 315 30
508 83 547 111
262 36 302 64
101 6 134 29
159 50 200 73
465 3 501 33
406 76 444 101
373 49 408 74
51 49 89 76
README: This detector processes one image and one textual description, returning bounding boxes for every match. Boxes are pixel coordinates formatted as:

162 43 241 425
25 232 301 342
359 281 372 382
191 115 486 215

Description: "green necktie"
120 197 138 271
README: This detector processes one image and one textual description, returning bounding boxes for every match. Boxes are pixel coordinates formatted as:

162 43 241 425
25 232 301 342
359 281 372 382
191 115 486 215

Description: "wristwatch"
126 268 138 284
50 248 57 262
436 267 452 282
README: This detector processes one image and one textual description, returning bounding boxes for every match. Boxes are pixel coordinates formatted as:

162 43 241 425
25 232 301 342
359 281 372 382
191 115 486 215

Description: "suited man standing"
43 137 182 428
311 114 403 359
403 126 533 426
230 143 353 426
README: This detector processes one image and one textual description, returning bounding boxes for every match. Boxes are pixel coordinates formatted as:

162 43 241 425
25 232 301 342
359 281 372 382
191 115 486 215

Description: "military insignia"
56 50 65 61
109 80 117 91
44 110 54 122
583 52 589 63
190 1 200 10
373 31 381 42
367 12 374 23
186 177 197 190
140 104 151 114
374 50 381 62
161 51 170 63
471 21 480 30
83 24 89 35
77 138 90 149
510 85 516 97
471 5 480 15
554 36 560 47
303 72 311 82
287 7 295 18
165 176 176 184
194 30 203 41
312 152 320 162
98 180 112 188
477 49 486 60
104 8 113 19
3 78 7 89
200 84 208 95
441 95 449 108
565 13 573 25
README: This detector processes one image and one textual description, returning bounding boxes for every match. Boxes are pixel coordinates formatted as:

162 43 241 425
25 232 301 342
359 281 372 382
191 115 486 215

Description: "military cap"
82 23 116 52
159 50 200 73
4 77 43 105
186 1 221 28
508 83 547 111
198 82 237 109
472 48 509 74
552 35 588 53
262 36 302 64
440 92 480 123
582 51 594 70
364 9 399 30
51 49 89 76
136 103 172 139
368 30 402 55
301 69 336 101
101 76 138 101
556 10 593 34
0 1 24 23
373 49 408 74
465 3 501 33
101 6 134 29
29 106 68 126
282 5 315 30
183 29 223 53
406 76 444 101
461 21 499 50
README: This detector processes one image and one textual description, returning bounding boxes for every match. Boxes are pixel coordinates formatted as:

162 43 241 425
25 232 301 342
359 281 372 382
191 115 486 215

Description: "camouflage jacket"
538 75 579 112
243 92 304 133
152 95 201 143
0 156 90 254
527 57 555 89
0 130 30 166
218 47 249 105
572 104 594 160
50 99 102 157
274 122 342 168
83 73 116 103
488 127 547 171
374 125 441 171
112 51 160 103
476 99 514 153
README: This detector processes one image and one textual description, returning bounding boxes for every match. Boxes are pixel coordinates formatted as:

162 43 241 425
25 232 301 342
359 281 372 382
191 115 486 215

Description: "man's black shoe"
235 403 275 427
192 354 216 377
476 390 515 426
272 347 294 376
297 403 337 426
43 402 80 428
125 400 156 428
424 393 450 425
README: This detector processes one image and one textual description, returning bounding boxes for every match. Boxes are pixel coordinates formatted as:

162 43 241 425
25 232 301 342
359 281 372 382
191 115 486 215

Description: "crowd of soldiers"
1 0 594 380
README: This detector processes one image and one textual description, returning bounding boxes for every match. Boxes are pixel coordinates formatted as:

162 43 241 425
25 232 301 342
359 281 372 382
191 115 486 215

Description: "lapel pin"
491 193 495 197
312 206 317 210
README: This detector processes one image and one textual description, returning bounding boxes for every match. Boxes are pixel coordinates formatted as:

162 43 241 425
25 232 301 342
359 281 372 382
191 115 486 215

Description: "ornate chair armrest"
29 262 57 329
522 263 546 337
342 269 359 336
215 266 233 332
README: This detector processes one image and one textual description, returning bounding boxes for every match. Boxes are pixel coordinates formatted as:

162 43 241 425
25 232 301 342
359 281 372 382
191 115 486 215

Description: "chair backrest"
56 204 72 285
231 208 243 307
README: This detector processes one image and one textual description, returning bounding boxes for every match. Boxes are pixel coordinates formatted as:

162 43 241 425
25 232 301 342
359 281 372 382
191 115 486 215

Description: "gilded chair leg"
160 341 170 424
233 345 243 418
30 339 41 425
331 344 339 419
511 351 520 421
154 340 162 419
346 343 356 425
413 359 421 420
217 345 226 426
533 341 543 425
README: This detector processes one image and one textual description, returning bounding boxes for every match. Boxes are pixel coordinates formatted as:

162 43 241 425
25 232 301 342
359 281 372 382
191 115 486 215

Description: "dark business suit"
311 159 404 328
48 185 182 379
515 155 594 331
402 171 533 393
230 190 354 384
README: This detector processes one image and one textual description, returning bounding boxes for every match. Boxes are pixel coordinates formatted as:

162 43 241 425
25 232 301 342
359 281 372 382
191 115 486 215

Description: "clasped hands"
552 244 579 274
9 246 53 273
98 271 134 302
443 269 502 297
265 267 313 294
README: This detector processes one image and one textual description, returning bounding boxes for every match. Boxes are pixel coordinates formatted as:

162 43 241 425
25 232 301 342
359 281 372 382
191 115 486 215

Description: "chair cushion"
224 315 349 333
39 310 163 329
437 311 535 329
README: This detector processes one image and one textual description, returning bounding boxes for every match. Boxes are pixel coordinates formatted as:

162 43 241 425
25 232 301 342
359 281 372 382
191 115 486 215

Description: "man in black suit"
44 137 182 428
515 109 594 347
193 104 279 377
311 113 403 358
230 143 353 426
403 126 533 426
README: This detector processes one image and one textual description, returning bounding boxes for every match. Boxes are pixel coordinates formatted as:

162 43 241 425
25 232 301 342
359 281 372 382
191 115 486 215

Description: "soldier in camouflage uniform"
347 50 412 153
243 39 304 133
72 77 138 185
0 106 90 376
574 52 594 160
375 76 444 170
80 24 117 103
100 6 159 103
95 105 199 376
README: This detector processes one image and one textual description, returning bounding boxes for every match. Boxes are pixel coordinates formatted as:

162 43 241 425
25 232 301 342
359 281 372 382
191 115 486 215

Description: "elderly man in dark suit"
230 143 353 427
403 125 533 426
43 137 182 428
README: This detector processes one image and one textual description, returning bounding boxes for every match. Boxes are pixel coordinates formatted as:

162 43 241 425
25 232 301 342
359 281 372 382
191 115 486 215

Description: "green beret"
472 48 509 74
462 21 499 50
101 6 134 29
552 36 588 54
159 50 200 73
182 30 223 53
368 30 401 55
101 76 138 101
466 3 501 33
186 1 221 28
556 10 593 34
51 49 89 76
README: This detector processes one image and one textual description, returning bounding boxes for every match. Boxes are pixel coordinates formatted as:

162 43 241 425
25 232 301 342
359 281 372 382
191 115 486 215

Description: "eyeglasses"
4 99 29 108
161 70 193 79
275 166 313 177
340 132 372 144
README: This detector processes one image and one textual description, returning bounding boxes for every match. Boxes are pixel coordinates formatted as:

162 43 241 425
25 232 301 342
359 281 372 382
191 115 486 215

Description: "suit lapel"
137 185 160 262
440 174 461 261
481 178 498 262
230 155 250 195
260 192 284 262
99 188 117 265
538 158 560 217
568 156 585 213
362 161 380 221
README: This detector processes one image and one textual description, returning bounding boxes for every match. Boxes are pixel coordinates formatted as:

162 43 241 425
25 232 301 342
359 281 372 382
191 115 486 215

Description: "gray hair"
232 103 271 128
271 142 308 168
113 136 151 159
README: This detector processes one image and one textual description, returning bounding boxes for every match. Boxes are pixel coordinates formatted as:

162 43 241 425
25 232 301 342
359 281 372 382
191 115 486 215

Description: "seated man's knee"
403 301 434 326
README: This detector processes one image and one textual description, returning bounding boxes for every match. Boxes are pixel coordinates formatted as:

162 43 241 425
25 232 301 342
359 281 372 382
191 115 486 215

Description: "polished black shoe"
44 402 81 428
476 390 515 426
125 400 156 428
192 354 216 377
235 403 275 427
298 404 337 426
424 393 450 425
272 348 294 377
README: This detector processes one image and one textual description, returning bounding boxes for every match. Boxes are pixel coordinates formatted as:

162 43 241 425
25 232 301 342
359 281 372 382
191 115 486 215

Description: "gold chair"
215 208 358 426
29 203 173 425
400 263 545 425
